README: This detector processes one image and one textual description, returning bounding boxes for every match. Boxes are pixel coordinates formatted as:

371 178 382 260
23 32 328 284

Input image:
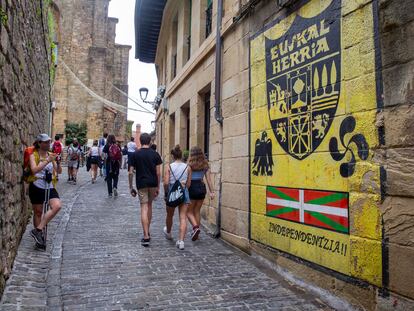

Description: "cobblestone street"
1 169 334 310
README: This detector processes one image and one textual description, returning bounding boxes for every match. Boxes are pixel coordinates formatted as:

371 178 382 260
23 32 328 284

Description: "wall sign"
250 0 383 286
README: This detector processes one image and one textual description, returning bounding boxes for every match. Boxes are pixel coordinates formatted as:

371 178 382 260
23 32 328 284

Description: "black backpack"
166 164 188 207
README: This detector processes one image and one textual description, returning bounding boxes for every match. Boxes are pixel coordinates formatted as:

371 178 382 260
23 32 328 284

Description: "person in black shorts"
186 146 215 241
28 134 62 249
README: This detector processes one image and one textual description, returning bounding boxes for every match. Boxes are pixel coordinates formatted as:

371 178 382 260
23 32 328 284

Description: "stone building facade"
136 0 414 309
0 0 52 296
52 0 131 142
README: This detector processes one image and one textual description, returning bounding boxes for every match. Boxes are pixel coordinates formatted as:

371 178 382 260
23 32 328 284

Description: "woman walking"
187 147 215 241
163 145 192 250
87 140 101 183
102 134 122 197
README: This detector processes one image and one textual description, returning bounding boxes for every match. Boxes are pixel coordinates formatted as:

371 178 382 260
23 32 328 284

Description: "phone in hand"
130 189 137 197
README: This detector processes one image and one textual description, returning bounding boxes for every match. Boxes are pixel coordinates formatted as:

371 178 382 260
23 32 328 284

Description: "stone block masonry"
52 0 131 142
0 0 52 297
379 0 414 302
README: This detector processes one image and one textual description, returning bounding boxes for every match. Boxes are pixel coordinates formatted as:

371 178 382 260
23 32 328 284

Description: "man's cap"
36 133 52 142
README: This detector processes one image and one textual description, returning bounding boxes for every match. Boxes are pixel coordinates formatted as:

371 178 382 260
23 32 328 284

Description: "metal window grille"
172 53 177 79
205 1 213 38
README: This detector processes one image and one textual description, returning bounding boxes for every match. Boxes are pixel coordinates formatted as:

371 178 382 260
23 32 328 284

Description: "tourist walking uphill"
129 133 162 247
127 136 137 169
51 135 63 177
25 134 62 250
186 146 215 241
103 135 122 197
99 133 108 177
87 140 101 183
67 138 82 184
163 145 192 250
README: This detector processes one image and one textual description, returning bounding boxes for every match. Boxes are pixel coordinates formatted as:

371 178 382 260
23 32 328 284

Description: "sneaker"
113 188 118 197
176 240 184 250
30 228 45 245
191 227 201 241
108 193 113 198
163 227 172 240
141 238 150 247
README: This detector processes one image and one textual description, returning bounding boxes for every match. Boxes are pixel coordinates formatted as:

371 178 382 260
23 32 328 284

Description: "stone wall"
0 0 51 296
52 0 131 142
379 0 414 303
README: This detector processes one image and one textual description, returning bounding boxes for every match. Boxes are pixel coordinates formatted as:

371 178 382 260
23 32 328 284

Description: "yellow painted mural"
249 0 383 286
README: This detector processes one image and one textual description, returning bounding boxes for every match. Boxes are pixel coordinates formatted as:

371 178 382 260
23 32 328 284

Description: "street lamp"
139 87 149 102
138 85 166 111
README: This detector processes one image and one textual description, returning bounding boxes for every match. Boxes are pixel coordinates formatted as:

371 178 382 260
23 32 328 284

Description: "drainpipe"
214 0 224 125
213 0 223 238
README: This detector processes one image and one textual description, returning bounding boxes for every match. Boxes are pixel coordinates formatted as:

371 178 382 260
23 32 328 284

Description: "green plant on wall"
47 5 57 85
65 122 87 146
0 7 8 26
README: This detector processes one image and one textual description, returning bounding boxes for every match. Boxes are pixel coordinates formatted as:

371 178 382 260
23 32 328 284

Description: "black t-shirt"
132 148 162 189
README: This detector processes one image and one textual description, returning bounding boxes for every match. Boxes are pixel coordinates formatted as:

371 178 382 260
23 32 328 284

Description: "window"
171 15 178 80
204 91 211 158
172 53 177 79
187 0 192 61
169 113 176 151
180 104 190 151
205 0 213 38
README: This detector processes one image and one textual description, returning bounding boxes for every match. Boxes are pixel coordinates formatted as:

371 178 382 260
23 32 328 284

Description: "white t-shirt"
90 146 100 157
127 141 137 153
34 161 54 189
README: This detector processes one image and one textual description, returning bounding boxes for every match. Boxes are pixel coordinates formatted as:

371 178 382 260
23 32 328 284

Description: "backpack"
23 148 57 186
69 146 79 161
23 146 38 183
166 165 188 207
109 144 122 161
52 141 62 155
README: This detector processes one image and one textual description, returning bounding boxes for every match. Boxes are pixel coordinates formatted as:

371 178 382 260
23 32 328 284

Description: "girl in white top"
163 145 192 250
28 134 62 249
87 140 101 183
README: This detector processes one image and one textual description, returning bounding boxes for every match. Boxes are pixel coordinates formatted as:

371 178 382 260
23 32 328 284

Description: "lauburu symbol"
329 116 369 178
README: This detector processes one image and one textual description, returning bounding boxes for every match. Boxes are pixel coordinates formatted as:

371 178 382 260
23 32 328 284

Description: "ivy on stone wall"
65 122 88 146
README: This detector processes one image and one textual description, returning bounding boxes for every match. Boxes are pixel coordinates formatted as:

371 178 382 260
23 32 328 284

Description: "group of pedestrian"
26 130 214 252
128 133 214 250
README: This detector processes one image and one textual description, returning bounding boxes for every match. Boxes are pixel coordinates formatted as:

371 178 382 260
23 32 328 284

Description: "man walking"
99 133 108 177
129 133 162 247
51 135 63 176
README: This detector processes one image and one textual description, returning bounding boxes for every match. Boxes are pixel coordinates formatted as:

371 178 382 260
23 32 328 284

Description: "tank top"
33 160 54 189
169 162 188 185
90 146 100 157
191 169 206 181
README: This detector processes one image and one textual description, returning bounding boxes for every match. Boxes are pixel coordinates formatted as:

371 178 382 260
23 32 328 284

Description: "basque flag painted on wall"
266 186 349 233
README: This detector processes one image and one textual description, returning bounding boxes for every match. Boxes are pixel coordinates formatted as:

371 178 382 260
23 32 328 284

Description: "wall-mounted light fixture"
139 85 166 111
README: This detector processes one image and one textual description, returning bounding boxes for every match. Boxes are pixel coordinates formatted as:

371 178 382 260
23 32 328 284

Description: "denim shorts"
168 184 190 205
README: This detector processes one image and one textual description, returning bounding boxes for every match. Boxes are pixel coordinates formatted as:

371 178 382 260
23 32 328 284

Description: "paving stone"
0 169 333 310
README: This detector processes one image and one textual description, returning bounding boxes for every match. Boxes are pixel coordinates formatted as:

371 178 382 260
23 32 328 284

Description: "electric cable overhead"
111 84 153 113
60 61 155 115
